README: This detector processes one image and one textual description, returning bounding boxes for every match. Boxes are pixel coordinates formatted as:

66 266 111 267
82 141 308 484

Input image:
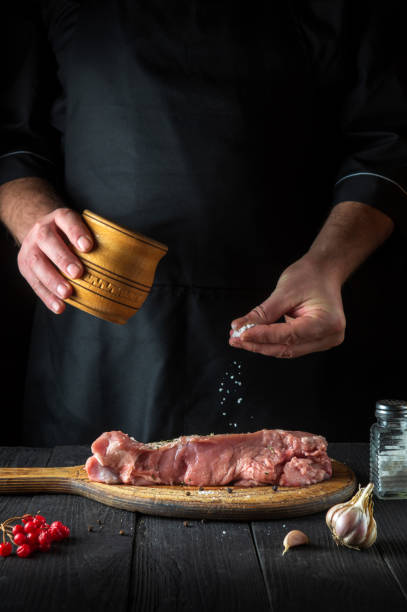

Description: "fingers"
231 316 330 346
233 331 344 358
229 319 345 358
35 220 85 280
29 247 73 300
17 207 94 315
53 208 93 252
21 250 67 314
231 291 290 333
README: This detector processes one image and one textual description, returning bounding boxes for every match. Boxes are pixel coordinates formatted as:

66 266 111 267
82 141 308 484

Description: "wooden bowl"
63 210 168 324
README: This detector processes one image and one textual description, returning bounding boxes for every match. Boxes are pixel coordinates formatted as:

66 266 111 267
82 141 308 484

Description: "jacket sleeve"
0 0 63 188
331 1 407 230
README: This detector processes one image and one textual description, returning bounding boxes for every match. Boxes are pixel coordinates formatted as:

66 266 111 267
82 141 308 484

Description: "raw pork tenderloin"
85 429 332 487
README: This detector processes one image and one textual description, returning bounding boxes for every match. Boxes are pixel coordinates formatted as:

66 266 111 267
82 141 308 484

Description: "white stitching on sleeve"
335 171 407 198
0 150 56 166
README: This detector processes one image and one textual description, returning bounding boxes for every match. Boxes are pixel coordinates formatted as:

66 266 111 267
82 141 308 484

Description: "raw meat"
85 429 332 487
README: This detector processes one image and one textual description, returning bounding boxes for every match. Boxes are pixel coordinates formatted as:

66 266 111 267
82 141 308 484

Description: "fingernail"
77 236 92 251
57 283 70 298
231 322 238 330
67 263 81 277
52 301 61 313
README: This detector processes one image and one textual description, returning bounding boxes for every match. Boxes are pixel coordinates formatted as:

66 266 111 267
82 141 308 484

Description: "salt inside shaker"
370 399 407 499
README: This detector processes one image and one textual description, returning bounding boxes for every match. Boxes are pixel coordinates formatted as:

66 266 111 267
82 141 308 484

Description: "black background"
0 227 35 445
1 222 406 446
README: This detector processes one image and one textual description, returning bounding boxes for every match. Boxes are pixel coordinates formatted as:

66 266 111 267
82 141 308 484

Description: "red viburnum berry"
38 531 52 551
48 525 65 542
16 543 32 558
49 521 64 530
34 515 46 524
13 532 27 546
12 524 24 536
23 521 37 534
0 542 13 557
26 531 39 548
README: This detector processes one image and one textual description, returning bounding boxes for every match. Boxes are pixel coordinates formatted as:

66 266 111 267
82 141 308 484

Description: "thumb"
231 289 290 332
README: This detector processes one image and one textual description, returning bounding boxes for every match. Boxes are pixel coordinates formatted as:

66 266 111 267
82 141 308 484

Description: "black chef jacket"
1 1 407 445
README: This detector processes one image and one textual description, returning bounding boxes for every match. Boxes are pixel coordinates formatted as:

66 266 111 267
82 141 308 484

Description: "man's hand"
229 201 394 358
0 177 94 315
17 207 94 314
229 256 346 358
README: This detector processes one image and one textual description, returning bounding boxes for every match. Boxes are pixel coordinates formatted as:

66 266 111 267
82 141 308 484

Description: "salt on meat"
85 429 332 487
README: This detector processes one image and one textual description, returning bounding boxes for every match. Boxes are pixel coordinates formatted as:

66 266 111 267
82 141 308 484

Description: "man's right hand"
17 207 94 314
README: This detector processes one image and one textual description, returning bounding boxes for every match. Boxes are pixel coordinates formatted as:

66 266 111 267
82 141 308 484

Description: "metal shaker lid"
375 399 407 418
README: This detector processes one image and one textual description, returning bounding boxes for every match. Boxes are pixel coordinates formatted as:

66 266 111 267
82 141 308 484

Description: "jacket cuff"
332 172 407 232
0 151 61 187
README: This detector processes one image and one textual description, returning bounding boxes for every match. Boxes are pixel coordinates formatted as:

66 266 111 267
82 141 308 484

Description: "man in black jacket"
0 1 406 445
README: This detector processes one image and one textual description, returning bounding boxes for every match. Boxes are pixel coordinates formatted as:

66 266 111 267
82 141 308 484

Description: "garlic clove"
282 529 310 555
326 482 377 550
360 520 377 549
325 501 347 527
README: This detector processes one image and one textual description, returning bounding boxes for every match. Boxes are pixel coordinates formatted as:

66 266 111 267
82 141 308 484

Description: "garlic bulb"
326 482 377 550
282 530 310 555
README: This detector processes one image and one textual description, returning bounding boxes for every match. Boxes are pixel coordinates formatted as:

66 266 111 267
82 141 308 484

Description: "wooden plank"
0 446 54 611
129 515 270 612
342 444 407 603
251 443 407 612
0 446 135 612
0 446 53 523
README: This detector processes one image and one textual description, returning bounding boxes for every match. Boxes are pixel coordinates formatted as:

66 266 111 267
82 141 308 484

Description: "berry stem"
0 514 32 544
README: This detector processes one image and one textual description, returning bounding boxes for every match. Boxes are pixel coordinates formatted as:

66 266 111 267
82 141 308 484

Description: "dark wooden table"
0 443 406 612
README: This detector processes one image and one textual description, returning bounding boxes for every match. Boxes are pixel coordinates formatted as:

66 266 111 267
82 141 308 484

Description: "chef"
0 1 406 446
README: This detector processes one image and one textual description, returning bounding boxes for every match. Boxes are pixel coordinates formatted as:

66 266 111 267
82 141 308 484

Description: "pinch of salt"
232 323 256 338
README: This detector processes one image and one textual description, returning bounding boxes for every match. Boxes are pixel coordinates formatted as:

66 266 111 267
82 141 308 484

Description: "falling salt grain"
237 398 243 404
222 412 226 416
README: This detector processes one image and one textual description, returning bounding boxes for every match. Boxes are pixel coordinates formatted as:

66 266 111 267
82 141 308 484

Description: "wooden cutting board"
0 458 356 520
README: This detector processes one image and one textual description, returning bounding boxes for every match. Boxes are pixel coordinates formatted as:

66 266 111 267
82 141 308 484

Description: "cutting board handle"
0 465 88 494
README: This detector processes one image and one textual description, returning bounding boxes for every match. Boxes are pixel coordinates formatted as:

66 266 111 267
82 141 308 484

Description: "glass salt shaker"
370 399 407 499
